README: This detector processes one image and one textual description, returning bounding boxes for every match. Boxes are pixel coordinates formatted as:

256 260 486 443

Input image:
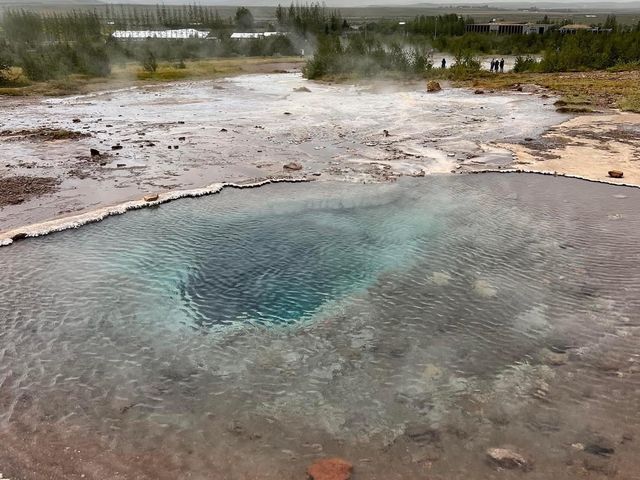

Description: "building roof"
560 24 593 30
112 29 210 39
230 32 286 39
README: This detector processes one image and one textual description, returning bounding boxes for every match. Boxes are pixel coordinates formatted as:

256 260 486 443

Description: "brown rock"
427 81 442 93
284 162 303 171
144 194 159 202
608 170 624 179
307 458 353 480
487 447 531 470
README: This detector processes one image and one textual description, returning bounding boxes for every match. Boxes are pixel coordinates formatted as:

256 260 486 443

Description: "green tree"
235 7 254 30
142 49 158 72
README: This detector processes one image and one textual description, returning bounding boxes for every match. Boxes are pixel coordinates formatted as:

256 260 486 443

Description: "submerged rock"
404 423 441 443
294 86 311 92
427 81 442 93
487 447 531 470
584 436 615 457
430 271 451 286
307 458 353 480
473 279 497 298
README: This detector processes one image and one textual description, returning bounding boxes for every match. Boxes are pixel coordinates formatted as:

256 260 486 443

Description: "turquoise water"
1 174 639 479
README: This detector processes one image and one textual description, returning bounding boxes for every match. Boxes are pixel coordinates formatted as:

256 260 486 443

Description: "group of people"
490 58 505 73
440 57 506 72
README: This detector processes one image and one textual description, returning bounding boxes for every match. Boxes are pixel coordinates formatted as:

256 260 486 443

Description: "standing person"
442 58 447 69
500 58 505 72
490 59 495 72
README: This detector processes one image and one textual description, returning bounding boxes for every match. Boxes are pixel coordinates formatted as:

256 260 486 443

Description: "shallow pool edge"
0 176 311 247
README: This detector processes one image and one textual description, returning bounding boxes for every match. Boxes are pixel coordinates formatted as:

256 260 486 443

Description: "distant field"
0 3 639 26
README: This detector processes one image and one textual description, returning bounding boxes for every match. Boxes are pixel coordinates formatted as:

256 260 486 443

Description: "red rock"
427 81 442 92
307 457 353 480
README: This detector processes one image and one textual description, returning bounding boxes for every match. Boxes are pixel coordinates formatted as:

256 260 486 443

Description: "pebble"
486 447 531 470
307 458 353 480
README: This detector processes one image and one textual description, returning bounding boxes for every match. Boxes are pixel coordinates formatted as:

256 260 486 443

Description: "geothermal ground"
2 70 640 480
4 69 633 236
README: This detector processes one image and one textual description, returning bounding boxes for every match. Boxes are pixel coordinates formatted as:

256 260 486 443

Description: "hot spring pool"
1 174 639 479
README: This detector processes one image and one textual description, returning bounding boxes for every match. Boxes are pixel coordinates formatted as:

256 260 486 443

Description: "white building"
230 32 286 40
111 29 211 40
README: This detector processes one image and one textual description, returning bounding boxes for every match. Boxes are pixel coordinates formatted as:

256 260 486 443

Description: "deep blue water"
1 174 640 479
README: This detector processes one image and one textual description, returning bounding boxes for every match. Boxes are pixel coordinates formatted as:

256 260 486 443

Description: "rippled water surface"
1 174 639 480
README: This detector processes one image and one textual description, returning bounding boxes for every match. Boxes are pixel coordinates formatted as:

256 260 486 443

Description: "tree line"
2 5 640 86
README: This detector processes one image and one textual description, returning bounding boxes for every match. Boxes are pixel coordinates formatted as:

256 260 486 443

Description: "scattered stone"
111 145 123 150
283 162 303 171
486 447 531 470
427 81 442 93
474 89 485 94
383 129 390 137
90 148 101 157
178 137 186 141
144 193 159 202
294 86 311 92
608 170 624 179
404 423 440 443
116 163 126 168
220 128 228 132
72 118 81 123
178 121 185 124
168 146 173 149
284 112 292 115
524 137 534 142
174 145 179 150
584 437 615 457
147 143 156 147
307 458 353 480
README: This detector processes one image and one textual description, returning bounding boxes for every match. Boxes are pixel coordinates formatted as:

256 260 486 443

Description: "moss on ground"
461 70 640 113
0 57 305 96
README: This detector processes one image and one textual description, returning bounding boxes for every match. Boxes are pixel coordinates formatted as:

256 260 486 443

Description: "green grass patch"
617 93 640 113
